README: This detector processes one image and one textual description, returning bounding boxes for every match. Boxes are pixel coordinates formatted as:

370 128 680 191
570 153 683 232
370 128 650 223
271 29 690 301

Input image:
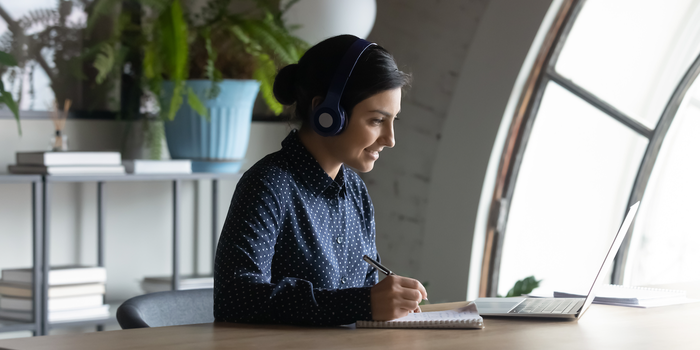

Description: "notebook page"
356 302 484 329
390 304 480 322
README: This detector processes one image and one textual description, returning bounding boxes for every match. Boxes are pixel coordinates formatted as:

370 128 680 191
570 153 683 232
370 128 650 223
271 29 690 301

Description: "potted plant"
89 0 308 172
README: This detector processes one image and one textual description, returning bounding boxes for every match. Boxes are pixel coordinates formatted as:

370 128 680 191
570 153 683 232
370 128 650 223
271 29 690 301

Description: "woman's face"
327 88 401 173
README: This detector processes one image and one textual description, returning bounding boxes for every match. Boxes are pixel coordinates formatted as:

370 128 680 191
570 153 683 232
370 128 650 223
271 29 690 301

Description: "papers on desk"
554 284 699 308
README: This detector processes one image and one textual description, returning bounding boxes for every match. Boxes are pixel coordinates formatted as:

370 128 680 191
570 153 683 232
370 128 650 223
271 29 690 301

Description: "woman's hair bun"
273 64 299 105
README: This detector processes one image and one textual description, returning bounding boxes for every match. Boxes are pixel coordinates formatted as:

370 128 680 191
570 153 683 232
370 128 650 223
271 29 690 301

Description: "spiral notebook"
356 302 484 329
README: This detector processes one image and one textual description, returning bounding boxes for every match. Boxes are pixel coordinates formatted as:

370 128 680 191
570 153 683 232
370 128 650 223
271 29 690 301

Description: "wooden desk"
1 281 698 350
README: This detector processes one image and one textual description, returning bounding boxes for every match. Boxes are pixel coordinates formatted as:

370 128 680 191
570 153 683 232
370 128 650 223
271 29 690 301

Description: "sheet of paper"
595 297 700 308
388 303 480 322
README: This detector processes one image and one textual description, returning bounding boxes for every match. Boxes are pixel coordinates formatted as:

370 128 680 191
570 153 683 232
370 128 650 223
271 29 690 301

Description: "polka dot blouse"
214 129 379 326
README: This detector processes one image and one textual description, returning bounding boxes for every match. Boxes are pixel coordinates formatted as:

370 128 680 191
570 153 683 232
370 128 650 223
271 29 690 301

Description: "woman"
214 35 427 326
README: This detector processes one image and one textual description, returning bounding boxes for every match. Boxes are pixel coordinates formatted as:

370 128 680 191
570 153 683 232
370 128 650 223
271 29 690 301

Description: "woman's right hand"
370 275 428 321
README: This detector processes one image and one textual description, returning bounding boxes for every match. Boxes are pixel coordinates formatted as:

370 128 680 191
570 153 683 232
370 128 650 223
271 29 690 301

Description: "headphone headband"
311 38 376 136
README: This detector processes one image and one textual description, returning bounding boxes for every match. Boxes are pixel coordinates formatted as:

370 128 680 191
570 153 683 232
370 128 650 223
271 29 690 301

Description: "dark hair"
273 35 411 125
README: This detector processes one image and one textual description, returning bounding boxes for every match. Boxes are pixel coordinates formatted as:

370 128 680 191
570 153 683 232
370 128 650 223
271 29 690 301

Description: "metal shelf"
0 175 42 184
0 172 241 336
0 175 43 336
0 321 38 333
41 172 242 183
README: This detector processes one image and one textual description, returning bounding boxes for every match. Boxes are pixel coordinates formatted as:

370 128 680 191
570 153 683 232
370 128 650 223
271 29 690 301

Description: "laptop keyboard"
511 299 584 314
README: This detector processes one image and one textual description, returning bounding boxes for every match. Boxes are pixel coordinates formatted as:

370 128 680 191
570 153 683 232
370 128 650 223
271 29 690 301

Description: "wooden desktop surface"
0 281 698 350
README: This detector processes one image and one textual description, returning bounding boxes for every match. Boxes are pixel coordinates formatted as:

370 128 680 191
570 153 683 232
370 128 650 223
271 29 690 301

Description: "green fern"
503 276 542 298
253 53 282 115
187 86 209 120
0 87 20 134
233 14 307 116
159 0 188 81
93 43 115 84
0 51 20 135
202 27 222 99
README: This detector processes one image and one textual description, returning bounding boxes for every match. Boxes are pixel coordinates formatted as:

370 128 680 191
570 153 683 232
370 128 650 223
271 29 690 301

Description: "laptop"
474 201 640 319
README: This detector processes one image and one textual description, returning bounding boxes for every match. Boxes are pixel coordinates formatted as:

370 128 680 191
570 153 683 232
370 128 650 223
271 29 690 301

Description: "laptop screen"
577 201 640 318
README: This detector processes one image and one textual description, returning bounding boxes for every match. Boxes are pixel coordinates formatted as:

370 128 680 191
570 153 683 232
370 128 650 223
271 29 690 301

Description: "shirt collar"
281 129 347 198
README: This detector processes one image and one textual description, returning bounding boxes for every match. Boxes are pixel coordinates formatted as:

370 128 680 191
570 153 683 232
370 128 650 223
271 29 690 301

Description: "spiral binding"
356 316 484 329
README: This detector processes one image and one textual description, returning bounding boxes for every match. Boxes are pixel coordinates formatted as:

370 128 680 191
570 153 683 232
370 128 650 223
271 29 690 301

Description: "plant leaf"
240 19 293 63
1 90 21 135
143 42 159 80
164 80 185 121
187 86 209 120
0 51 18 67
253 54 282 115
159 0 189 81
156 0 189 120
93 43 115 84
505 276 542 298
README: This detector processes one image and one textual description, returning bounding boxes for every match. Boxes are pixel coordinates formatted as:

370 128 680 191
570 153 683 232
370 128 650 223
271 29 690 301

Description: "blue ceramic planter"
163 80 261 173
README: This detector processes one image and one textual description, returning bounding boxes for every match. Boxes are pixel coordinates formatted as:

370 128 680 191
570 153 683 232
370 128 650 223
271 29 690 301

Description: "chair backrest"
116 288 214 329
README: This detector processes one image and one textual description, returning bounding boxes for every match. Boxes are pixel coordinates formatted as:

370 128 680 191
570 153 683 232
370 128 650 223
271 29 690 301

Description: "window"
625 79 700 286
1 0 89 113
483 0 700 296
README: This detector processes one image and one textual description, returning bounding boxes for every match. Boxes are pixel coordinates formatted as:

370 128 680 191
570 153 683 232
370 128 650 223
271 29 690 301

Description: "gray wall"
0 0 555 310
366 0 554 302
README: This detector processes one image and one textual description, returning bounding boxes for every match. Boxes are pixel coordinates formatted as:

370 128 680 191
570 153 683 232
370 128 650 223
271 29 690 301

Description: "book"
1 266 107 286
122 159 192 174
0 294 104 312
7 164 126 175
140 275 213 293
356 302 484 329
554 284 687 305
0 304 110 323
16 151 122 166
0 281 105 298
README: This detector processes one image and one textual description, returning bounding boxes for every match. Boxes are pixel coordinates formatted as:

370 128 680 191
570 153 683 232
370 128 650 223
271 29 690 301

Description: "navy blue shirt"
214 130 379 326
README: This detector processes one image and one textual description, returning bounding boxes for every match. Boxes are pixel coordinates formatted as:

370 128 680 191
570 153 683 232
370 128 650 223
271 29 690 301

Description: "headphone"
311 38 376 137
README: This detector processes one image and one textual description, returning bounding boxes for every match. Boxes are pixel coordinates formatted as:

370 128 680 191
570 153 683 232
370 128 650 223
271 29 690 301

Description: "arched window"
482 0 700 296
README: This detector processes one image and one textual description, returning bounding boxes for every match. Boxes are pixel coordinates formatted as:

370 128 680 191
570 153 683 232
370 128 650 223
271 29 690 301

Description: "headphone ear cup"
312 105 343 136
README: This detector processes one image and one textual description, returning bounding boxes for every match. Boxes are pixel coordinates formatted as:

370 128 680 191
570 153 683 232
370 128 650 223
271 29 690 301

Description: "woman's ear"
310 96 324 111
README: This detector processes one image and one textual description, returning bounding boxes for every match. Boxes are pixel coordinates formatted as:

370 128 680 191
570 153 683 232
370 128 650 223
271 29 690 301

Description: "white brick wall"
365 0 490 277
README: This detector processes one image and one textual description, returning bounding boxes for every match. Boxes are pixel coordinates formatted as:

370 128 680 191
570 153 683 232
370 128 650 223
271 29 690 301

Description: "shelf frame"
0 175 43 336
1 172 240 335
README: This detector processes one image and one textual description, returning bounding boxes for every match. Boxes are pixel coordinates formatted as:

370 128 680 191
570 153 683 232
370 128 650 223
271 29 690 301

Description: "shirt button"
336 236 343 244
341 277 347 284
330 199 337 205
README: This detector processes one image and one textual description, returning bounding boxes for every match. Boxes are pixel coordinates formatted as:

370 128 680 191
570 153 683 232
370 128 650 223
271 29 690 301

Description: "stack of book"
0 266 109 323
141 275 213 293
8 151 125 175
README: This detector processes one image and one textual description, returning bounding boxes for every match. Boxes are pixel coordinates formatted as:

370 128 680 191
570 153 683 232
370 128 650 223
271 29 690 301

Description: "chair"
116 288 215 329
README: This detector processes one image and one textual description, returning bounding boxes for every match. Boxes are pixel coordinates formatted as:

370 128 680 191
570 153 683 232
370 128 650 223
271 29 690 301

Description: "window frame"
481 0 700 296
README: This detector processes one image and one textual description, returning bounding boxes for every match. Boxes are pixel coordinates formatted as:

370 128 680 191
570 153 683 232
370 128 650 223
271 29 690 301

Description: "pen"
363 254 428 302
363 255 395 276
